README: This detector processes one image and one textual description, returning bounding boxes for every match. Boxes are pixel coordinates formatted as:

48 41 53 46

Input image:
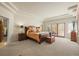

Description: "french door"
58 23 65 37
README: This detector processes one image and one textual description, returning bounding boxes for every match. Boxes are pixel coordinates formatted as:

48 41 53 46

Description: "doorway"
0 16 9 43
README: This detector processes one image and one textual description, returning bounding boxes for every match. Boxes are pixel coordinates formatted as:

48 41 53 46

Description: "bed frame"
25 27 47 44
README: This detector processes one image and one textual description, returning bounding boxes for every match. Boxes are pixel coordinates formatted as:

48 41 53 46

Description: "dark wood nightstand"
18 33 27 41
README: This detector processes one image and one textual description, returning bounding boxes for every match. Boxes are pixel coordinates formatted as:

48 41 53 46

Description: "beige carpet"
0 37 79 56
0 42 6 48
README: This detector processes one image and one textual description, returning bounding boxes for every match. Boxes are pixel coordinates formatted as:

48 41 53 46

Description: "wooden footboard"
26 34 46 44
39 34 47 44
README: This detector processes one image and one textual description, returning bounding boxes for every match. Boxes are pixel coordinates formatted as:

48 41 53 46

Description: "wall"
77 4 79 43
0 4 14 44
42 16 76 39
14 13 42 26
42 16 76 31
13 13 43 41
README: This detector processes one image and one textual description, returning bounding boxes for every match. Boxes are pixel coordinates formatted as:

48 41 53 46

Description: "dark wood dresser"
18 33 27 41
71 31 77 42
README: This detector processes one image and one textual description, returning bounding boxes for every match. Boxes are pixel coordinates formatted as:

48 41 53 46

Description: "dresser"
71 31 77 42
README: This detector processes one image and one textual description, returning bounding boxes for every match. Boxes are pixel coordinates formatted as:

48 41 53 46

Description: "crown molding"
68 5 77 10
43 14 75 22
0 2 18 14
68 4 77 13
8 2 18 11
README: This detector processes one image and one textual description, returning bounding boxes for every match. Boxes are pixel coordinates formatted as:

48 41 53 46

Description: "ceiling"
12 2 78 26
12 2 77 26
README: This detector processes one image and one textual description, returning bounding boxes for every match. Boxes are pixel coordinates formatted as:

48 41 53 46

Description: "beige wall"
0 4 14 43
76 4 79 43
42 16 76 40
14 13 42 27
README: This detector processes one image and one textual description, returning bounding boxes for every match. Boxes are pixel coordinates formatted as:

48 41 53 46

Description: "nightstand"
18 33 27 41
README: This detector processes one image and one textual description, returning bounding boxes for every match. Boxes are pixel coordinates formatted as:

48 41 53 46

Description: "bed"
25 26 49 44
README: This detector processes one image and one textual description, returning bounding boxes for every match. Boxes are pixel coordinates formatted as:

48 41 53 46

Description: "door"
0 16 9 42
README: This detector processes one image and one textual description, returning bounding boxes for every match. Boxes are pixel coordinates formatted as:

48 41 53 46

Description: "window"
51 24 58 36
47 24 51 32
58 23 65 36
